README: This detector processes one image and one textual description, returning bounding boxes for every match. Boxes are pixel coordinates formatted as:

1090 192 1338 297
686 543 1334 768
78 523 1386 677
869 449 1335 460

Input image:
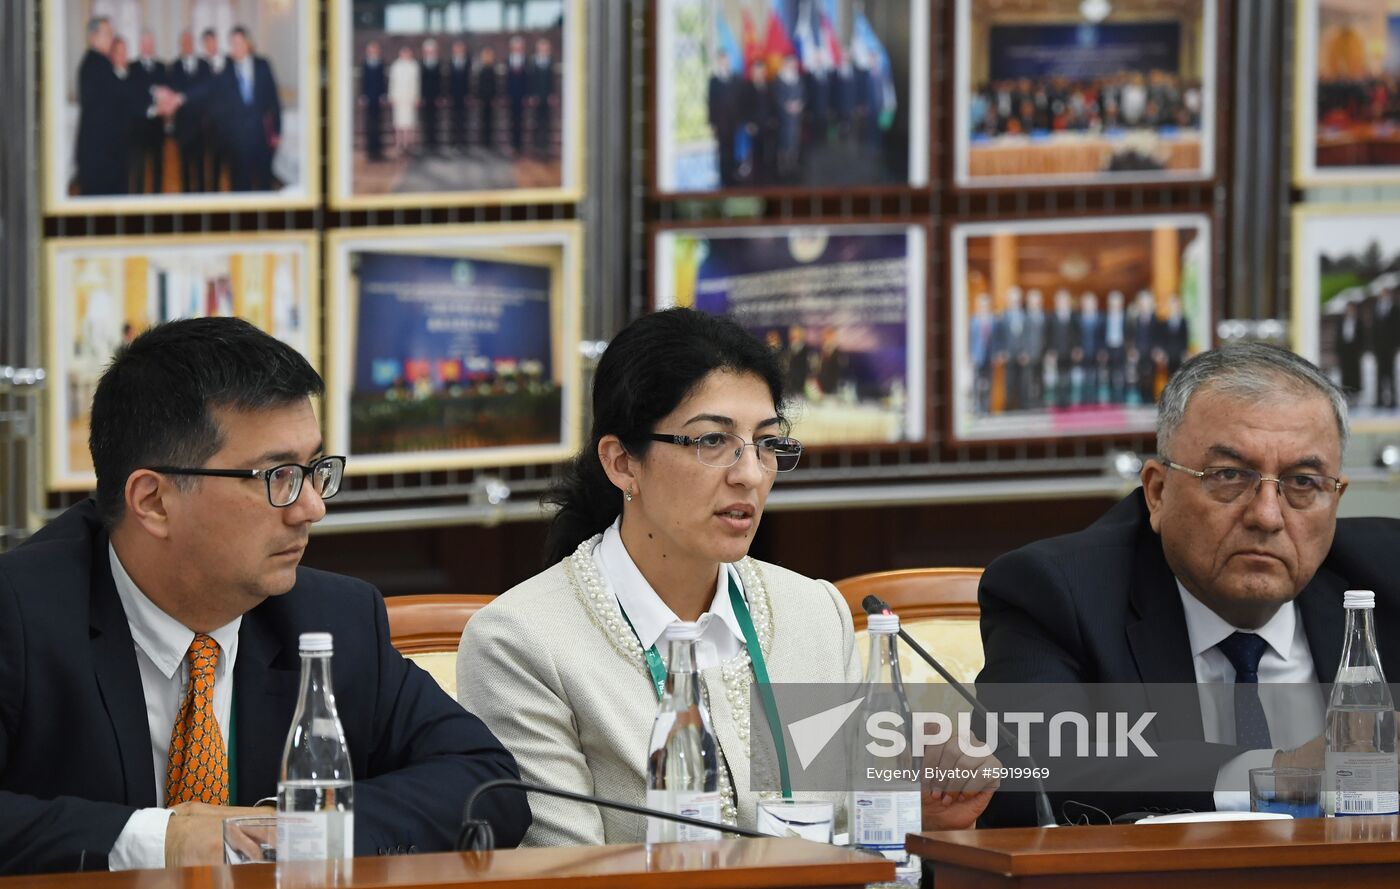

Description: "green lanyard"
616 571 793 798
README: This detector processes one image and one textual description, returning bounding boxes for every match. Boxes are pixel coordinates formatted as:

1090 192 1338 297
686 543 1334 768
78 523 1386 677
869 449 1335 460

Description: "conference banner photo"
652 221 927 448
948 212 1212 443
43 0 319 215
329 0 584 209
652 0 930 196
1292 205 1400 434
325 223 583 474
1295 0 1400 185
953 0 1217 188
44 232 320 490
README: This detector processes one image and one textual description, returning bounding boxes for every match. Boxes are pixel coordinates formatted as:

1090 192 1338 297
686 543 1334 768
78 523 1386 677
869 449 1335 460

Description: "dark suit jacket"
977 488 1400 826
184 57 281 170
167 57 212 143
420 61 442 102
0 500 529 875
361 60 387 103
448 61 470 103
75 48 145 195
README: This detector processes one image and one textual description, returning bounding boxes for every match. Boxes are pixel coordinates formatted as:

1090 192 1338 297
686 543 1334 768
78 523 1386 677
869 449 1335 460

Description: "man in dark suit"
360 40 388 161
199 29 228 189
1129 289 1161 405
505 36 528 154
448 40 471 151
476 46 499 149
1045 289 1079 408
527 38 555 156
707 50 739 187
167 30 211 192
1375 287 1400 409
74 16 145 196
164 26 281 192
0 318 530 874
128 31 167 193
978 343 1396 826
419 39 443 154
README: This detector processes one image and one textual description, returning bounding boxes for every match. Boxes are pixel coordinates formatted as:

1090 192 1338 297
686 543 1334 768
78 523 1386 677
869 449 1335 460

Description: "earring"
623 487 634 503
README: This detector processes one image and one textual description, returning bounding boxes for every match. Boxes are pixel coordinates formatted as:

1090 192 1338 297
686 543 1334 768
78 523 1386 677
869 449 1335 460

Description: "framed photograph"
325 223 583 475
652 0 930 196
42 0 319 215
653 221 927 447
329 0 584 209
953 0 1217 189
948 212 1212 443
1292 205 1400 432
1295 0 1400 185
44 232 320 490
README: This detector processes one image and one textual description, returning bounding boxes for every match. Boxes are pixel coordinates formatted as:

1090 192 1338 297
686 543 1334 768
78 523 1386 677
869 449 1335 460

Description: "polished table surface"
909 816 1400 888
0 838 894 889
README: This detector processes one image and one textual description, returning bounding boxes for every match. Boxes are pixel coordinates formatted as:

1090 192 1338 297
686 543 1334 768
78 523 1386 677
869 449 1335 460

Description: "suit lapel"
1125 526 1207 740
1297 565 1346 685
233 606 300 805
88 537 158 808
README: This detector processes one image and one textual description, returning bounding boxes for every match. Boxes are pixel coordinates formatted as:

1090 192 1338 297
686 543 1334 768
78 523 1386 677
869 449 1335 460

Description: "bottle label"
645 790 721 842
1327 751 1400 815
277 811 354 860
849 790 921 857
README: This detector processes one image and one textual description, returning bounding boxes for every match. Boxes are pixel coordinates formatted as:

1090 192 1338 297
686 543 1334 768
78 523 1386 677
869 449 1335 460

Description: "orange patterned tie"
164 634 229 805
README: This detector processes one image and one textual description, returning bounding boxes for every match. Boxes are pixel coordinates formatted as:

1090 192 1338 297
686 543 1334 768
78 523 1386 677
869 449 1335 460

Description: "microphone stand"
458 778 767 851
862 595 1060 828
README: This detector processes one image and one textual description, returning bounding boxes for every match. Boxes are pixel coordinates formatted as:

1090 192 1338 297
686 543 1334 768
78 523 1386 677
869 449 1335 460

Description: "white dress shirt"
106 544 241 870
1177 580 1325 810
592 519 746 670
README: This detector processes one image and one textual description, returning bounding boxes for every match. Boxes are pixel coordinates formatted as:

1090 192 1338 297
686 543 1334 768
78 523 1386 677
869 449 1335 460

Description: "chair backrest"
833 568 984 686
834 568 982 631
384 594 495 699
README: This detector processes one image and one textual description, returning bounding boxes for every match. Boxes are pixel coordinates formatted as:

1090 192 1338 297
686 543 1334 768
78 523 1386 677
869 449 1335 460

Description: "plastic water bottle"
1325 590 1398 816
849 612 921 877
278 632 355 859
645 622 721 843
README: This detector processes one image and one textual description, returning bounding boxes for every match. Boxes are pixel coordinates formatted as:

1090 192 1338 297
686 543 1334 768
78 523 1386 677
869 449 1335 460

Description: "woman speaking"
457 308 992 845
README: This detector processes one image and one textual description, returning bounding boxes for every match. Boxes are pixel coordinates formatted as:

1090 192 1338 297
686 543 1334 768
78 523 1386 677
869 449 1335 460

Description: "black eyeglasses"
648 432 804 473
1159 457 1346 511
147 455 347 508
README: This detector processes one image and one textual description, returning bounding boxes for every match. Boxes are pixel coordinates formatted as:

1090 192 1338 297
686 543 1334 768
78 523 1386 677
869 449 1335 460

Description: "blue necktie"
1217 631 1272 749
238 67 253 105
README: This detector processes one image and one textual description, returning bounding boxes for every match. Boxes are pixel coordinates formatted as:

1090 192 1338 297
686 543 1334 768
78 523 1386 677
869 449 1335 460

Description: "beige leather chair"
834 568 984 686
384 594 495 699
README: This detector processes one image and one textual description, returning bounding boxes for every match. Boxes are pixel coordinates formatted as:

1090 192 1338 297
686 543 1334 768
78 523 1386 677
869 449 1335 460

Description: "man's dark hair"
230 25 250 42
89 317 323 528
200 27 216 41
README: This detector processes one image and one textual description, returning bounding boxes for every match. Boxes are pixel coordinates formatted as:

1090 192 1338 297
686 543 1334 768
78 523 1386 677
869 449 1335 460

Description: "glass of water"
1249 768 1323 819
223 815 278 864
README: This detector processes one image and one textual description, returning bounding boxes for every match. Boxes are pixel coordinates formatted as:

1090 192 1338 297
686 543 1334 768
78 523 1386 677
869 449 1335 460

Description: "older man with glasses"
0 317 529 875
976 342 1400 826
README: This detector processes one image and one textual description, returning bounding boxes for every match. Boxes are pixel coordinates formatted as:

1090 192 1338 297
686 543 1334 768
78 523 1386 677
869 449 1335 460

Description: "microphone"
861 595 1059 829
457 778 766 850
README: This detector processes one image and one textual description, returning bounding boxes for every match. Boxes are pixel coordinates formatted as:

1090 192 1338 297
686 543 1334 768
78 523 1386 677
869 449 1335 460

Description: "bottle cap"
1344 590 1376 610
867 613 899 634
663 622 701 642
299 631 334 652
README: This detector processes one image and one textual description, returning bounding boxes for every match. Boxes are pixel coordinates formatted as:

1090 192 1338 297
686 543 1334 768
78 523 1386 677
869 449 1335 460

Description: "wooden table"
0 838 893 889
910 816 1400 888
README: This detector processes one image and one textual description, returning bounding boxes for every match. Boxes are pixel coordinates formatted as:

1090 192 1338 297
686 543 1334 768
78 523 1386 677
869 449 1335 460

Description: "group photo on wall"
954 0 1216 188
44 233 318 490
653 222 927 446
1296 0 1400 184
949 213 1212 442
42 0 317 213
331 0 583 207
654 0 930 194
325 224 582 474
1293 206 1400 433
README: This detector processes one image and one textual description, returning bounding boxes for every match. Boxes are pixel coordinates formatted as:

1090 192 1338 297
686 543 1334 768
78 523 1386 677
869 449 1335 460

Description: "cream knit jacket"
457 535 862 846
